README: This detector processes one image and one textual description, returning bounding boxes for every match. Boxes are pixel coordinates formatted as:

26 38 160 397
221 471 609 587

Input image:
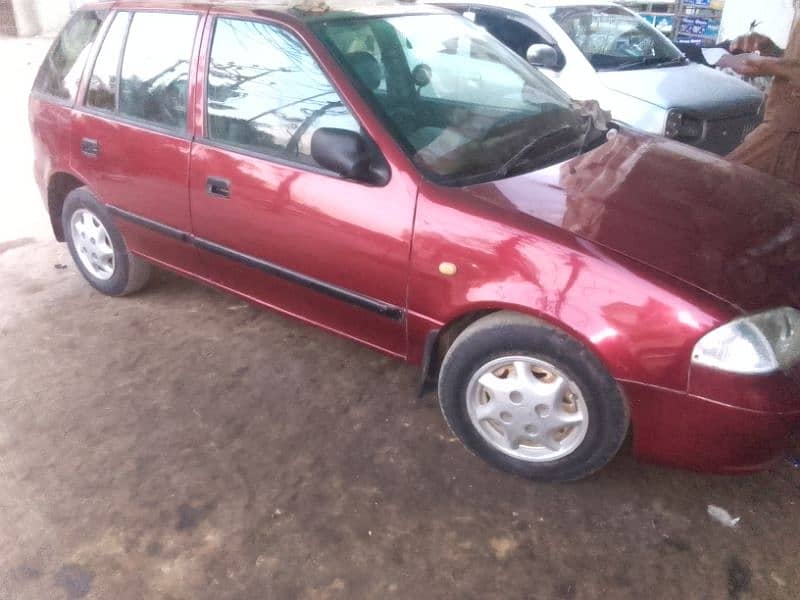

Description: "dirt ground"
2 35 800 600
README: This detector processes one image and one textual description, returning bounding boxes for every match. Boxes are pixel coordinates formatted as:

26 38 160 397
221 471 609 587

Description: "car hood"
464 131 800 312
596 63 764 118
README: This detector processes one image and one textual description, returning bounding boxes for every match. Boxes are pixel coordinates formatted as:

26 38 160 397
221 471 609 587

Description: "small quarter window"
33 10 106 102
206 18 360 165
119 12 199 132
86 12 130 112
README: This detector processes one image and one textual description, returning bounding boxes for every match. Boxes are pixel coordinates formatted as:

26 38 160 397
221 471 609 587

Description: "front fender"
407 183 734 391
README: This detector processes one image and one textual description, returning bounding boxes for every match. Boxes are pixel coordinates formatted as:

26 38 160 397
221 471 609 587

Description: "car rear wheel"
437 311 629 481
62 187 151 296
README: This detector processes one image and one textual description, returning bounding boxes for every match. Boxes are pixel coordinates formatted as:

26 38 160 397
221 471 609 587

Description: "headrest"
346 51 383 91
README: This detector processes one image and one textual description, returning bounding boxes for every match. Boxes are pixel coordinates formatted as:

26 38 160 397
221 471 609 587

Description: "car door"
70 9 204 274
30 8 107 227
188 15 416 357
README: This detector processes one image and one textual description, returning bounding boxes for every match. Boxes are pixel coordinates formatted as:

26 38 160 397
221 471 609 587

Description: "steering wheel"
285 100 345 156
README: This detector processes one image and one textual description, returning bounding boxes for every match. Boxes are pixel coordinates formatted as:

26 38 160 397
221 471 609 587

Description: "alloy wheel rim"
465 356 589 462
70 208 115 281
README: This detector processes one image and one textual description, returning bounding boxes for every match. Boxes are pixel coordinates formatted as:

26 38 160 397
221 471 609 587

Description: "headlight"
692 307 800 374
665 110 703 141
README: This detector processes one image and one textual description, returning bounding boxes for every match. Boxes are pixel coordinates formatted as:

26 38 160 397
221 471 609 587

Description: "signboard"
679 16 720 38
653 15 676 34
676 35 706 46
640 14 675 34
683 0 726 10
682 0 726 10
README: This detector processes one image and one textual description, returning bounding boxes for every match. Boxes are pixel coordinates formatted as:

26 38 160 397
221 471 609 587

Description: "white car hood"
596 63 764 119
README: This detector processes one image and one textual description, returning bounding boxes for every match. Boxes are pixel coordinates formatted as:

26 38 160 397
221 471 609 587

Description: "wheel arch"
417 303 611 396
47 172 86 241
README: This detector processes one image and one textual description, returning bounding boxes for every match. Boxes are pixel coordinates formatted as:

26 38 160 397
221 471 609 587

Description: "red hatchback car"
30 0 800 480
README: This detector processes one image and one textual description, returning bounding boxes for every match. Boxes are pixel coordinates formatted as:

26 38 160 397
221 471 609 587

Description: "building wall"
9 0 39 35
1 0 19 34
36 0 73 34
10 0 75 36
719 0 795 47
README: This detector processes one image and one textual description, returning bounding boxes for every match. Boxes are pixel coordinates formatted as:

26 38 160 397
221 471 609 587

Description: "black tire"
62 187 152 296
438 311 629 482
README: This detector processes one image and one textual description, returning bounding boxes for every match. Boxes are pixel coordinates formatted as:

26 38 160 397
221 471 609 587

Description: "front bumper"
622 365 800 473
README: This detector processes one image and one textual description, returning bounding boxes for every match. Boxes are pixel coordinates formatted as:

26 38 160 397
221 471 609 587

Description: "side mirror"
526 43 560 70
311 127 389 185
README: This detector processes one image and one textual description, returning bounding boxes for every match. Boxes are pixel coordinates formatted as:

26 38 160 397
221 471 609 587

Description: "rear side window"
206 18 360 164
119 12 199 132
86 12 130 111
33 10 106 101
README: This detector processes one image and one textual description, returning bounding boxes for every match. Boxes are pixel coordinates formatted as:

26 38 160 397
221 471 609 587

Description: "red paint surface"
29 0 800 473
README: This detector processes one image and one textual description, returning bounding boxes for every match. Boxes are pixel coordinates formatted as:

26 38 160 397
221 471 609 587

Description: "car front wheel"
62 187 151 296
437 311 629 481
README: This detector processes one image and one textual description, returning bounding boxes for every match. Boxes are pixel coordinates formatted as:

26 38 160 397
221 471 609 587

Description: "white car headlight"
692 307 800 374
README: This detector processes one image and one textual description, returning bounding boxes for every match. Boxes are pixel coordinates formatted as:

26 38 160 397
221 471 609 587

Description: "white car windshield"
313 13 607 184
549 5 683 71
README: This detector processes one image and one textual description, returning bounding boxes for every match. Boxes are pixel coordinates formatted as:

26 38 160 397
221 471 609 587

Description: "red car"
30 0 800 481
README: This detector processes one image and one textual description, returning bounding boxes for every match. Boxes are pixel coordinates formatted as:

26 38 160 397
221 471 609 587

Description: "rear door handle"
81 138 99 157
206 177 230 198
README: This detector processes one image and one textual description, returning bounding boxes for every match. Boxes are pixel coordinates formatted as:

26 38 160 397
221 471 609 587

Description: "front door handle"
206 177 230 198
81 138 99 157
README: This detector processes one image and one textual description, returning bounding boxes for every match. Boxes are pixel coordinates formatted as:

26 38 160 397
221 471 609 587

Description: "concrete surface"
2 36 800 600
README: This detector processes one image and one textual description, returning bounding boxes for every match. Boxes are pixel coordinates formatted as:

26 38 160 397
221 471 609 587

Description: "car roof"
97 0 446 21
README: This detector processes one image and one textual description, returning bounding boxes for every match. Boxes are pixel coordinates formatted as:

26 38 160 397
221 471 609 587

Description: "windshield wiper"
492 125 575 179
615 55 687 71
653 56 688 68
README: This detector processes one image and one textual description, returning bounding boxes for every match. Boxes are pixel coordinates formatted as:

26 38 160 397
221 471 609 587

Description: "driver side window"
473 11 547 59
207 18 360 165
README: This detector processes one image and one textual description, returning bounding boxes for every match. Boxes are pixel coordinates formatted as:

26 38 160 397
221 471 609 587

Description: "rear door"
71 8 204 274
30 8 107 226
189 15 416 357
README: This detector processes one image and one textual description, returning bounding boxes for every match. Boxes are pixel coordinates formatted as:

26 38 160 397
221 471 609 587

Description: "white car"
432 0 765 154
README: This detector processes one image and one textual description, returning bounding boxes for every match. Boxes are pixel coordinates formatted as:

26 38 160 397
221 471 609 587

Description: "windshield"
312 14 601 184
550 5 682 71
